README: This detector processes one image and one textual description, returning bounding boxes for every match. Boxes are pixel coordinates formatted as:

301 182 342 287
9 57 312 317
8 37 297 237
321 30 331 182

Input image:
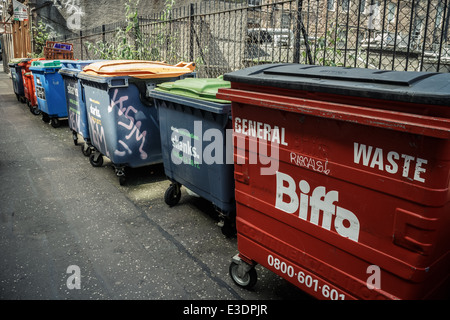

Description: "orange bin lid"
81 60 196 79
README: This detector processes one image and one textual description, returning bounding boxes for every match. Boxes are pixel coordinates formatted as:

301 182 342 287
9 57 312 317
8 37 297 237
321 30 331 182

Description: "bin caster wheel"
164 184 181 207
89 152 103 167
119 175 126 186
30 106 41 115
221 219 237 238
42 113 50 123
50 118 61 128
81 143 91 157
229 260 257 290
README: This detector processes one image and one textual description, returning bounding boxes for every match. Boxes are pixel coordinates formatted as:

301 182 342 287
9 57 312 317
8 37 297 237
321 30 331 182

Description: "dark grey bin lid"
223 64 450 106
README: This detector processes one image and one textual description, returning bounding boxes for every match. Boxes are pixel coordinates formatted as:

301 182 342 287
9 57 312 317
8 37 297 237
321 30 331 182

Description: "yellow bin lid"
81 60 195 79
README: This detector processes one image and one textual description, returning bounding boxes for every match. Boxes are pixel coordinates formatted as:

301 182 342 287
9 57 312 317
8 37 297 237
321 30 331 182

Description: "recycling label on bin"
170 125 201 169
87 96 109 158
66 80 81 132
36 86 46 100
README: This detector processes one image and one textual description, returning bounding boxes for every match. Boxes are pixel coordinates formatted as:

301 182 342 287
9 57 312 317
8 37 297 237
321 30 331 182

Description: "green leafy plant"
304 27 348 67
86 0 143 60
85 0 178 61
30 20 50 58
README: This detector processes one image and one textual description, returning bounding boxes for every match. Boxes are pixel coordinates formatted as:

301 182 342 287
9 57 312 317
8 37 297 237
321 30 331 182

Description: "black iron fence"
53 0 450 77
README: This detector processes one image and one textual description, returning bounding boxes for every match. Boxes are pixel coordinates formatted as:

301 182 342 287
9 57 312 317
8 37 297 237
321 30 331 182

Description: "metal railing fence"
53 0 450 77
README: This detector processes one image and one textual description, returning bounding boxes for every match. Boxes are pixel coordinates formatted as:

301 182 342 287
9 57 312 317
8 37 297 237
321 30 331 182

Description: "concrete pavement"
0 64 308 302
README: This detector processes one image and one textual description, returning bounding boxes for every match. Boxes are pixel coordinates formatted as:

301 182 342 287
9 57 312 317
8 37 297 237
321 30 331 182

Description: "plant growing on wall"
85 0 144 60
85 0 179 61
30 20 49 58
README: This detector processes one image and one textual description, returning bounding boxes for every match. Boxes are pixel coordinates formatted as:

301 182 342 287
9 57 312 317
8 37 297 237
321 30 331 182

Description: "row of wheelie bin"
8 57 450 300
9 57 237 233
9 58 67 123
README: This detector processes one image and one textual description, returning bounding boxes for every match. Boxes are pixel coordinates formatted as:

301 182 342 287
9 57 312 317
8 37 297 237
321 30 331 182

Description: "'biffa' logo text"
275 171 360 242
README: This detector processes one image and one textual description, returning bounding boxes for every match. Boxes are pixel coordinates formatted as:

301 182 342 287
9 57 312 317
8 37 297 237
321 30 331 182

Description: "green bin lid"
31 60 62 68
8 57 27 66
155 76 231 103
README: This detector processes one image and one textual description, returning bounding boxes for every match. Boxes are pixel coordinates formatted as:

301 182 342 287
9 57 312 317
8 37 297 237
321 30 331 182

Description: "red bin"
217 64 450 300
20 57 45 115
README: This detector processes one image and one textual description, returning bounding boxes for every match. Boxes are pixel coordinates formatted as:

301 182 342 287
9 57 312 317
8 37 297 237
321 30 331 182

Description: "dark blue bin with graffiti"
59 60 104 156
30 60 68 127
77 60 196 185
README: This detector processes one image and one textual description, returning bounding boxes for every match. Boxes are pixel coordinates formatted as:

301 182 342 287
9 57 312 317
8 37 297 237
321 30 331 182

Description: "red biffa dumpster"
216 64 450 300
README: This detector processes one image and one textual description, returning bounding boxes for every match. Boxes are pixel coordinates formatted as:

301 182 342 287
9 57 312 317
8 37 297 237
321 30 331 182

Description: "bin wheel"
119 175 126 186
72 132 78 146
50 118 61 128
30 106 41 116
164 184 181 207
229 261 257 290
81 143 91 157
221 218 237 238
42 113 50 123
89 152 103 167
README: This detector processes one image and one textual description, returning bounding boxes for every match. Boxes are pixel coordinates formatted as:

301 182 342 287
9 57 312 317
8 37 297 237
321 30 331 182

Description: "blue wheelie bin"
150 77 236 235
77 60 196 185
59 60 104 155
30 60 69 127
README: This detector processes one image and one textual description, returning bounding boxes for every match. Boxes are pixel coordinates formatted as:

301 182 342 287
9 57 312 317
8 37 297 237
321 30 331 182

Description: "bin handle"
216 88 450 139
174 61 196 71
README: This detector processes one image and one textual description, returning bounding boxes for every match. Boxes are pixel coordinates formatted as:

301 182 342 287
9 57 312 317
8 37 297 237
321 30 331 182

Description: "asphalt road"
0 65 309 303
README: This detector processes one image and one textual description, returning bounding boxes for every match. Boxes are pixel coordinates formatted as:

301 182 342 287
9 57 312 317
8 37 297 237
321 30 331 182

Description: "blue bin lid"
223 63 450 106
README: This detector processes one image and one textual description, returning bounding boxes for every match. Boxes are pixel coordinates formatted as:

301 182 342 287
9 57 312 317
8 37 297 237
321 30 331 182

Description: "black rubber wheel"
30 106 41 115
42 113 50 123
89 153 103 167
221 218 237 238
81 143 91 157
50 118 61 128
164 184 181 207
119 175 126 186
229 261 257 290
